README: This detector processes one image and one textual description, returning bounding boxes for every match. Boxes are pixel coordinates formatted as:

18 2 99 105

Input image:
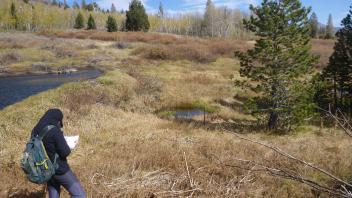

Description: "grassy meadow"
1 31 349 198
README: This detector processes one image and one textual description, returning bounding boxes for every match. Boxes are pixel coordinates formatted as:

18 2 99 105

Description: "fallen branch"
319 107 352 137
218 124 352 197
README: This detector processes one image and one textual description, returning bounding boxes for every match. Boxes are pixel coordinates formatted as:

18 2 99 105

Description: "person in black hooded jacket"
32 109 86 198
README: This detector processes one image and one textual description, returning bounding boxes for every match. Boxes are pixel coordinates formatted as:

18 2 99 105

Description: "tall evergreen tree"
74 12 85 29
158 1 164 18
81 0 86 10
52 0 58 6
10 2 18 29
86 3 94 11
126 0 150 31
92 2 100 11
63 0 69 9
111 3 117 13
87 14 96 30
73 0 80 9
10 2 16 17
106 15 117 32
236 0 318 131
309 12 319 38
203 0 216 37
326 14 334 39
321 6 352 115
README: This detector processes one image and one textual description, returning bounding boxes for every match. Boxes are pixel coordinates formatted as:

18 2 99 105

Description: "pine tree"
86 4 94 11
52 0 58 6
158 1 164 18
81 0 86 10
126 0 150 31
73 0 80 9
309 12 319 38
64 0 69 9
106 15 117 32
74 12 85 29
87 14 96 30
321 6 352 115
111 3 117 13
326 14 334 39
235 0 318 131
203 0 216 37
93 2 100 12
10 2 16 17
10 2 18 29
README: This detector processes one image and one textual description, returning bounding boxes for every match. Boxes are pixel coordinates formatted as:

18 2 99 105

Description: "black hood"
32 109 63 135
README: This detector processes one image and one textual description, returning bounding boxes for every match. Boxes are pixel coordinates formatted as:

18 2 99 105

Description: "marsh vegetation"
0 0 351 198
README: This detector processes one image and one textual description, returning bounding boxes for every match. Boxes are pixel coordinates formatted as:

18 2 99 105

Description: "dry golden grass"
1 85 352 197
0 32 345 198
311 39 335 67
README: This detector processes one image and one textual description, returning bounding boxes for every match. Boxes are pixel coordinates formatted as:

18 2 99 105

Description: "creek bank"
0 69 102 109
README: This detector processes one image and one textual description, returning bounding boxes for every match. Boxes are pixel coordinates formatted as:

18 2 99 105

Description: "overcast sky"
67 0 350 27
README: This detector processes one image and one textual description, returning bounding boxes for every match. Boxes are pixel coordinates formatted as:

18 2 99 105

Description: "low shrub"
133 43 216 63
0 51 21 64
53 47 75 58
87 43 99 49
111 41 131 49
61 84 102 115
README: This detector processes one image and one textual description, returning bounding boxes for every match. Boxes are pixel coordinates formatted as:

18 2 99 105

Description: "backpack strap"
38 125 56 140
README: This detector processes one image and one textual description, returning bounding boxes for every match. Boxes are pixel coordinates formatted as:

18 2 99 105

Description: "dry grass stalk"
218 124 352 197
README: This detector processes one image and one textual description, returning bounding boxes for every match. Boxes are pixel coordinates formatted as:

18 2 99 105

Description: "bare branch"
218 124 352 197
318 107 352 138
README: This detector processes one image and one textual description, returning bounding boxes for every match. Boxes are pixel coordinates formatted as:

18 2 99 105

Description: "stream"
0 70 102 109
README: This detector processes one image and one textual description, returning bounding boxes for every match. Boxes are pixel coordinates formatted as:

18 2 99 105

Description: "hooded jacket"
31 109 71 175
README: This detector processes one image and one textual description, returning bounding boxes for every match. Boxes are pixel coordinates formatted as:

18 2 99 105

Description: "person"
31 109 86 198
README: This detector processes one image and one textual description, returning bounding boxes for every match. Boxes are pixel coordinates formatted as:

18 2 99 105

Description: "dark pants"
48 170 86 198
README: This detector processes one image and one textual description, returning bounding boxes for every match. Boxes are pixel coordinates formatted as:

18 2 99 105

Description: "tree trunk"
268 82 279 130
333 75 337 114
268 111 278 130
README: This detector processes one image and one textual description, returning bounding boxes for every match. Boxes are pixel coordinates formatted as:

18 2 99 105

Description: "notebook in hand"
64 135 79 150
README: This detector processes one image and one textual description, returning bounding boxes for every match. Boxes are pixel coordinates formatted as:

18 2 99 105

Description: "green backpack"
20 125 59 184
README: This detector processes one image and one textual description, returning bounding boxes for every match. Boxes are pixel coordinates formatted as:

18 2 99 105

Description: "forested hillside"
0 0 251 39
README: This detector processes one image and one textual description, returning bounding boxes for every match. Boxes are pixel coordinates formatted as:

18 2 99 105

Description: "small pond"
175 109 208 119
0 70 102 109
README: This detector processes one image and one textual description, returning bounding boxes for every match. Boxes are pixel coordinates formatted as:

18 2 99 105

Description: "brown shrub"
177 43 216 63
0 51 21 64
38 30 255 63
87 43 99 49
111 41 131 49
127 67 163 95
143 45 171 60
0 39 25 49
53 46 76 58
133 43 216 63
62 85 104 115
39 30 334 67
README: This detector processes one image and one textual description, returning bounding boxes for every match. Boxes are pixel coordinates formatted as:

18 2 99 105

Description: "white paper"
64 135 79 150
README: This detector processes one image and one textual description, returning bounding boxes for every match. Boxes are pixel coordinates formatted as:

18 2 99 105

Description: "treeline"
309 12 336 39
0 0 123 31
149 0 251 39
0 0 251 39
